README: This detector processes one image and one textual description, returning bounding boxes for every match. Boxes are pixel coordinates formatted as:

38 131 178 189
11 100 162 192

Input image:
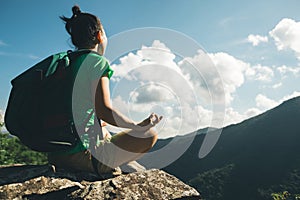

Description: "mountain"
140 96 300 200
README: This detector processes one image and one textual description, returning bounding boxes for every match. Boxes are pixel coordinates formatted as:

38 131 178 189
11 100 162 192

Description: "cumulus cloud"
108 39 299 138
110 41 228 137
207 52 249 104
178 51 250 105
110 40 278 136
212 106 263 127
137 40 177 66
130 83 175 104
223 107 245 125
208 91 300 128
269 18 300 59
255 94 278 110
255 91 300 112
246 64 274 82
112 41 253 107
111 95 131 114
281 91 300 102
111 40 179 81
247 34 268 46
109 94 202 138
245 107 262 118
196 105 213 127
277 65 300 77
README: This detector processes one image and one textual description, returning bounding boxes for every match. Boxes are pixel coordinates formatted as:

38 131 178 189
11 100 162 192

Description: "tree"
189 164 235 200
0 112 4 131
0 112 47 165
0 116 47 166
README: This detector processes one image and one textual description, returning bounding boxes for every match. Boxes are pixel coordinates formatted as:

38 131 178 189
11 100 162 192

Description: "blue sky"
1 0 300 138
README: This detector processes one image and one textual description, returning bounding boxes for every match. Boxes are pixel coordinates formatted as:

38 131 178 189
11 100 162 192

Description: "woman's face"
97 29 107 55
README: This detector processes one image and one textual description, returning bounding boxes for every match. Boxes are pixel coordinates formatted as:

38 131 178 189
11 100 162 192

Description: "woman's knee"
111 128 158 153
142 128 158 152
149 128 158 144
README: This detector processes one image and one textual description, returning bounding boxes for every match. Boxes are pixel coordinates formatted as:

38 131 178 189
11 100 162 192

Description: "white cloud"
203 91 300 129
111 52 144 81
109 39 300 138
130 83 175 104
209 52 250 105
112 41 215 108
215 106 263 127
137 40 176 66
112 41 251 107
277 65 300 77
246 64 274 82
109 94 202 138
245 108 262 118
178 50 222 104
111 40 179 81
255 94 279 110
272 82 282 89
269 18 300 59
281 91 300 102
110 41 270 136
196 105 213 127
255 92 300 112
222 107 262 126
247 34 268 46
183 52 248 105
224 107 245 125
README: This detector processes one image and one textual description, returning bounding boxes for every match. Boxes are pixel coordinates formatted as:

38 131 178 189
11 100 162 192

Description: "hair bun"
72 5 81 16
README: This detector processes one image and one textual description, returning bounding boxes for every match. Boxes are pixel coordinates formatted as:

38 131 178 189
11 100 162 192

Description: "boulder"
0 164 201 199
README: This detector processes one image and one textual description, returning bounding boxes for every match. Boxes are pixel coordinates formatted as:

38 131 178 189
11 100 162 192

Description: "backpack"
4 50 94 152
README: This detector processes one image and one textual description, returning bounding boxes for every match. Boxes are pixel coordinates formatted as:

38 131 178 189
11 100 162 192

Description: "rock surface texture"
0 164 201 199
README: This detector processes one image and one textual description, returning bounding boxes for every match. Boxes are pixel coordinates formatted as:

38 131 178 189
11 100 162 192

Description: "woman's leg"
111 128 158 153
94 128 158 172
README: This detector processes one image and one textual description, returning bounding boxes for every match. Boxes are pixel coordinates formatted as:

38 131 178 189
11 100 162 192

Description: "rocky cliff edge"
0 164 201 199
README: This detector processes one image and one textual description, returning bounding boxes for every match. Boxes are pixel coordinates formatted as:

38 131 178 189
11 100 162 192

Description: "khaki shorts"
48 138 118 174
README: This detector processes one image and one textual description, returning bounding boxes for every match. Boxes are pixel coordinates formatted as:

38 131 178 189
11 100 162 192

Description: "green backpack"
5 50 93 152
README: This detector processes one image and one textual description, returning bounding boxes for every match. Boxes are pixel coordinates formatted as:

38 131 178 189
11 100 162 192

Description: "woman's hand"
132 113 163 132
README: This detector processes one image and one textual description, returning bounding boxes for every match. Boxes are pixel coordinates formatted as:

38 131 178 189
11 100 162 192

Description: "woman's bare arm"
92 75 136 129
92 76 162 131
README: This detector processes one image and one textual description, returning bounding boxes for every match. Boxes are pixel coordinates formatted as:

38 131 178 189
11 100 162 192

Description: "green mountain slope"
142 96 300 200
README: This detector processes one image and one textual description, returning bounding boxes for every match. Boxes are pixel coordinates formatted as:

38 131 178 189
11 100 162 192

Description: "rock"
0 164 201 199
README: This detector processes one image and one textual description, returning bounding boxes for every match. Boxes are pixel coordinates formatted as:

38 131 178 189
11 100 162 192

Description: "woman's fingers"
149 113 163 126
133 113 163 132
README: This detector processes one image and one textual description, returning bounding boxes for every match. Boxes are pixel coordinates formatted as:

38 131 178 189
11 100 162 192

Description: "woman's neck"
77 44 98 53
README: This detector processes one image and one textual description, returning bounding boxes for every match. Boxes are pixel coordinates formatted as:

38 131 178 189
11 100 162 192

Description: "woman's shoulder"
84 51 109 64
73 50 108 65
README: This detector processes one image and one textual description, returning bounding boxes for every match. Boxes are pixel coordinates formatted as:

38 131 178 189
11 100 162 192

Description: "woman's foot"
119 161 146 173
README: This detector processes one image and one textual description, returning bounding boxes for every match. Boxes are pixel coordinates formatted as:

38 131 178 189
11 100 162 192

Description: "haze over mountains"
140 96 300 200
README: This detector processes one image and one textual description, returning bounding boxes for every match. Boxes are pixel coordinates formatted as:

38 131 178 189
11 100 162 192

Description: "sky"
1 0 300 138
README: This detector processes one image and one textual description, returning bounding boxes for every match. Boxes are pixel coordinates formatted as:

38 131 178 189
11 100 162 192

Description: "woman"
48 5 162 175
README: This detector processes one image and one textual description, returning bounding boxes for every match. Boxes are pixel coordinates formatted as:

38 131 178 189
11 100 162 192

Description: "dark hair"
60 5 103 49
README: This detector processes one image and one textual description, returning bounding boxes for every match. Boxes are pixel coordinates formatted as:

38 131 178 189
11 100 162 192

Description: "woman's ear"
97 31 103 44
96 30 107 55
